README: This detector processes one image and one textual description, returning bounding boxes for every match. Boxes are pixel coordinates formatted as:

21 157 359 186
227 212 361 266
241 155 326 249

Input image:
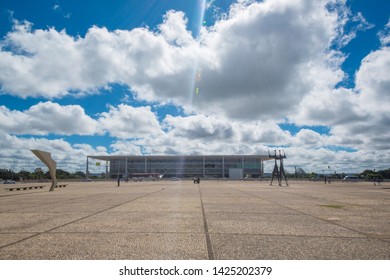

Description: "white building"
86 155 271 179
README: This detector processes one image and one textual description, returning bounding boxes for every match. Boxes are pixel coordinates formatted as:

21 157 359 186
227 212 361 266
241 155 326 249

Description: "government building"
86 155 270 179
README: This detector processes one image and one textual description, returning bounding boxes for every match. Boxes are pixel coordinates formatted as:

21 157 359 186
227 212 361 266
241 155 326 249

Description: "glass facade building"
86 155 270 179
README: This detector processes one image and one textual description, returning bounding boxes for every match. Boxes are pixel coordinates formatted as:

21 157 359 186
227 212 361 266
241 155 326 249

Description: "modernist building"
86 155 270 179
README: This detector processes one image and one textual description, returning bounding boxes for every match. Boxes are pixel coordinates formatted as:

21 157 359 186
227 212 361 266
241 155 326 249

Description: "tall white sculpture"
31 150 57 191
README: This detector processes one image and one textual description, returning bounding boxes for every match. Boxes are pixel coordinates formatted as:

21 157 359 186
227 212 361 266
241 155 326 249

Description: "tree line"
1 167 389 181
0 168 86 181
289 168 390 180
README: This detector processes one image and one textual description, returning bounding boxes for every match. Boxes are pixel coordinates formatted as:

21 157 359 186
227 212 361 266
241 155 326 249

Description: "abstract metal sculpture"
269 150 288 187
31 150 57 191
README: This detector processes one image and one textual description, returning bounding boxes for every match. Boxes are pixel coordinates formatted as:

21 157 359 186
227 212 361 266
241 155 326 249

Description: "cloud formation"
0 101 99 135
98 104 162 139
0 0 347 121
0 131 107 172
0 0 389 173
290 28 390 150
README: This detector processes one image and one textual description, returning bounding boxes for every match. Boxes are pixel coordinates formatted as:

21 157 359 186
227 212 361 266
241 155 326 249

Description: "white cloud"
159 10 195 47
341 44 390 150
0 131 107 172
290 35 390 151
188 0 349 120
0 102 163 140
0 101 100 135
294 129 326 147
379 18 390 45
97 104 162 139
110 141 142 155
163 114 234 139
276 146 390 174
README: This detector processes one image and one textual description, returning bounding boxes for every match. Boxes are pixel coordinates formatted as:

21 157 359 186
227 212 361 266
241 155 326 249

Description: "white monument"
31 150 57 191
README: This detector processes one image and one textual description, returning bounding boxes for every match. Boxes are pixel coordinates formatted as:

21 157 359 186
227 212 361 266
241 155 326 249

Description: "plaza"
0 180 389 259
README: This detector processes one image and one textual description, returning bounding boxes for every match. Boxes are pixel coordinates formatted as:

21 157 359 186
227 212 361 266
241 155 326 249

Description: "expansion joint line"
198 185 214 260
233 187 390 244
0 188 164 251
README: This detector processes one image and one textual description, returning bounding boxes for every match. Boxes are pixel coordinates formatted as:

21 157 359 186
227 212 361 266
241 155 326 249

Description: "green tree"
378 169 390 179
74 171 86 178
0 169 16 180
17 170 31 180
34 168 44 180
56 169 71 179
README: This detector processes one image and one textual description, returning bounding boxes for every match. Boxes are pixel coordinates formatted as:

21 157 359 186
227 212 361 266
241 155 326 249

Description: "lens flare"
188 0 207 104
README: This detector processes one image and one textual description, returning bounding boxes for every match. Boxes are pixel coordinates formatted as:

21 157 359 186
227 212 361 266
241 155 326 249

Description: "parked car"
4 180 16 184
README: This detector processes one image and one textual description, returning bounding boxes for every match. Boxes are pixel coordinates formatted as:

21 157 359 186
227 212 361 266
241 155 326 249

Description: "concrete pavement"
0 180 389 259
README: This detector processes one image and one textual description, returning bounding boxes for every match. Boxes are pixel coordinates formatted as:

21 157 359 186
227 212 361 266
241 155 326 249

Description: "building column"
203 156 205 178
86 156 89 178
125 156 128 178
118 159 120 178
222 156 225 178
106 157 108 180
261 160 264 177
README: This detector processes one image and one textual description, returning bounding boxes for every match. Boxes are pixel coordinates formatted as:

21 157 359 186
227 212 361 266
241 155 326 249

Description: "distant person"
324 176 327 184
117 176 120 187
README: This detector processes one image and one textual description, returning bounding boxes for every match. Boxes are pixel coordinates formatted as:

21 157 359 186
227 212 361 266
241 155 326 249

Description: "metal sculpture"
269 150 288 187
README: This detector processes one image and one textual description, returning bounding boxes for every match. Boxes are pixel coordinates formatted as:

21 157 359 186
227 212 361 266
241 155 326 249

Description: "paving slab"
203 202 298 214
0 212 90 233
210 234 390 260
107 202 202 212
328 215 390 239
206 212 365 237
0 233 208 260
285 204 383 217
0 233 36 247
52 211 205 233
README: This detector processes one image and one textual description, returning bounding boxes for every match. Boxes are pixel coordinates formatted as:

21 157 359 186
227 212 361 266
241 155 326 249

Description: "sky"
0 0 389 175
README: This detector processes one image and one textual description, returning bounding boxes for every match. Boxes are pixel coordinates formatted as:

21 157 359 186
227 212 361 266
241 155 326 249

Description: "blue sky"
0 0 389 174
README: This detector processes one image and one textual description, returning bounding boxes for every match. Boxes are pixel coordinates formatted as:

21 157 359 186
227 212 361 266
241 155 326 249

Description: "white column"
261 160 264 177
222 156 225 178
106 157 108 180
86 156 89 178
203 156 205 178
125 156 128 178
118 158 120 178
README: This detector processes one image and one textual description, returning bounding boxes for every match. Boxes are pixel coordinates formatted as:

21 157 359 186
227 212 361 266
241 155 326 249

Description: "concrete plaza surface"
0 180 389 260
